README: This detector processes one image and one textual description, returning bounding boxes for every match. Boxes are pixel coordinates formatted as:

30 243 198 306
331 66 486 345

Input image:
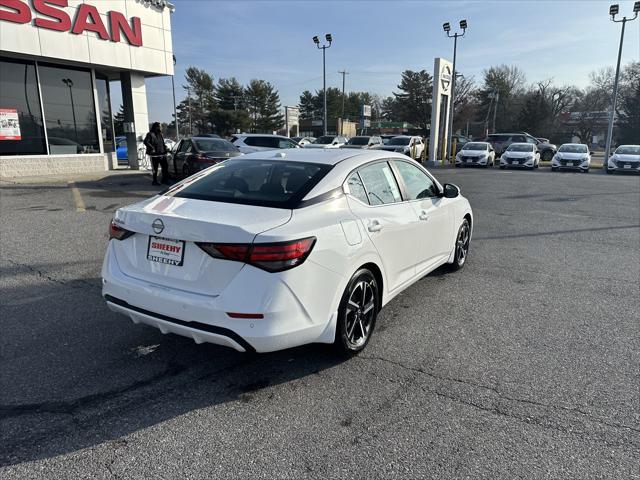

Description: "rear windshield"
194 139 237 152
615 146 640 155
487 135 510 142
558 144 588 153
462 143 487 151
387 137 410 146
507 144 533 152
169 159 333 208
347 137 370 145
314 136 334 145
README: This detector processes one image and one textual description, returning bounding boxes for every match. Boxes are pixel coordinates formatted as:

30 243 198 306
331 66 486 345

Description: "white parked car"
499 142 540 170
375 136 425 160
552 143 591 173
607 145 640 174
304 135 348 149
455 142 495 167
231 134 300 154
340 136 383 149
292 136 315 147
102 150 473 354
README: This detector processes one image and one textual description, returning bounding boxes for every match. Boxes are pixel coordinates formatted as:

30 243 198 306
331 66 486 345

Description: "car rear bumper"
101 244 341 353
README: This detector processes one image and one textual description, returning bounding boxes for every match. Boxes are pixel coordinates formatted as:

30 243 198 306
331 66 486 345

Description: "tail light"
109 220 134 240
197 237 316 272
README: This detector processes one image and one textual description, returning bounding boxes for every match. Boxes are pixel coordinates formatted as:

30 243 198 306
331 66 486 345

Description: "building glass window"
39 64 99 154
0 58 47 156
95 74 114 153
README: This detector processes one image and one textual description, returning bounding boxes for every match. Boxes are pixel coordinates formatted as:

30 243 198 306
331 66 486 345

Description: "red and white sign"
147 236 185 266
0 108 21 141
0 0 143 46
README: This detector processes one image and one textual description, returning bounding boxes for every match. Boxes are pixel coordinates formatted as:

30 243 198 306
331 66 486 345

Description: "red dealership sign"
0 0 143 46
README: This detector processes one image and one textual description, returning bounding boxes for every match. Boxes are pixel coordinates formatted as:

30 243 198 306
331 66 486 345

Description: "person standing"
144 122 169 185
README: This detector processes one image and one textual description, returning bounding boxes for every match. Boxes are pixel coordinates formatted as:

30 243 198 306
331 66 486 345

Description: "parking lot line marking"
68 182 86 212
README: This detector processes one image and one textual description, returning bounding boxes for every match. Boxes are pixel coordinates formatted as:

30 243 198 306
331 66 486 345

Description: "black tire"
606 168 613 175
542 150 554 161
449 218 471 271
182 163 191 178
551 167 558 172
335 269 379 354
499 165 506 170
583 169 589 174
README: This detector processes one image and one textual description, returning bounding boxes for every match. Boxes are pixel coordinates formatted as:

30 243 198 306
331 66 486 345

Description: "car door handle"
419 211 429 221
368 220 383 232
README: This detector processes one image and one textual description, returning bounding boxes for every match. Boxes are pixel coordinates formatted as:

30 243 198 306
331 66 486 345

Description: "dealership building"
0 0 174 177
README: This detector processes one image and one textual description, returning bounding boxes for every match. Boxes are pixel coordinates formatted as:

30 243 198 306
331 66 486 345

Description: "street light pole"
443 20 467 162
339 70 349 136
313 34 333 137
171 55 180 140
603 2 639 171
62 78 78 143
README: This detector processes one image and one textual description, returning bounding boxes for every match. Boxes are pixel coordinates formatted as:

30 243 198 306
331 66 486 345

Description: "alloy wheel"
344 279 377 349
455 222 470 266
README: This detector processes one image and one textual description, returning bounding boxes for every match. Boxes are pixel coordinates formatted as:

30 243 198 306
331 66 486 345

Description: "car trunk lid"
111 196 292 296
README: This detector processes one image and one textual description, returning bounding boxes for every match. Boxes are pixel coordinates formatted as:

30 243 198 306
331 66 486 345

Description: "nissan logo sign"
441 65 452 92
152 219 165 234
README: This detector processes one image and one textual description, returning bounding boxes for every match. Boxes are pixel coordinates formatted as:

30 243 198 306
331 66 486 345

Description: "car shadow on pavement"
0 273 348 467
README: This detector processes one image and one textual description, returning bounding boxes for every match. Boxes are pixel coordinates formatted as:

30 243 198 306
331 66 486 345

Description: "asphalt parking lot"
1 167 639 479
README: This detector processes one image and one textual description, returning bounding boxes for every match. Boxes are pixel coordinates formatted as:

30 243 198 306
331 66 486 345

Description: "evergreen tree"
298 90 316 120
392 70 433 130
113 104 125 136
245 80 284 133
214 77 250 134
181 66 216 134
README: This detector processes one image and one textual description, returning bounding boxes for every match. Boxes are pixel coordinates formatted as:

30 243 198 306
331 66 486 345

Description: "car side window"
512 135 526 142
178 140 191 153
346 172 369 204
278 139 297 149
392 161 438 200
357 162 402 205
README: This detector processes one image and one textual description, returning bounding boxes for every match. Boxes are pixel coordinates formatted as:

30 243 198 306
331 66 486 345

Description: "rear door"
391 160 455 273
345 161 420 292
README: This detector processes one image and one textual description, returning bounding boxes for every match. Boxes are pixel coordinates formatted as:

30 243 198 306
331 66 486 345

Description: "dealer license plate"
624 164 631 169
147 236 185 266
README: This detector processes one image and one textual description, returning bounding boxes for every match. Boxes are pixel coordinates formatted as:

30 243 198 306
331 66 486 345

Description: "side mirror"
442 183 460 199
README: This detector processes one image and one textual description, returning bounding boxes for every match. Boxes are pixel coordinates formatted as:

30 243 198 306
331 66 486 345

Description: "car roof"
507 142 533 147
237 133 290 138
238 147 398 166
560 143 587 146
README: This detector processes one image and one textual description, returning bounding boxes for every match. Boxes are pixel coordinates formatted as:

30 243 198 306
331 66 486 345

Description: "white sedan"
499 143 540 170
102 150 473 354
455 142 495 167
552 143 591 173
607 145 640 174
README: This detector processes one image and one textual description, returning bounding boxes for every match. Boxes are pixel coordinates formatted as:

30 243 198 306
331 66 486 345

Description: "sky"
135 0 640 123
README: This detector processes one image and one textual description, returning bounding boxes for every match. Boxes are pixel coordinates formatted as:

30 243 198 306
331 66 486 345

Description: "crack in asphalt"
0 361 187 420
358 354 640 436
103 439 128 480
5 259 102 293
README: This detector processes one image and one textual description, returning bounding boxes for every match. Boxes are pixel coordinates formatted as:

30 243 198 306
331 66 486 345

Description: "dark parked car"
484 132 556 160
171 137 241 177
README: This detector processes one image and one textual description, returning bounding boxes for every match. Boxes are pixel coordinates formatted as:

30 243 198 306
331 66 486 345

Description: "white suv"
304 135 348 149
231 134 300 154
